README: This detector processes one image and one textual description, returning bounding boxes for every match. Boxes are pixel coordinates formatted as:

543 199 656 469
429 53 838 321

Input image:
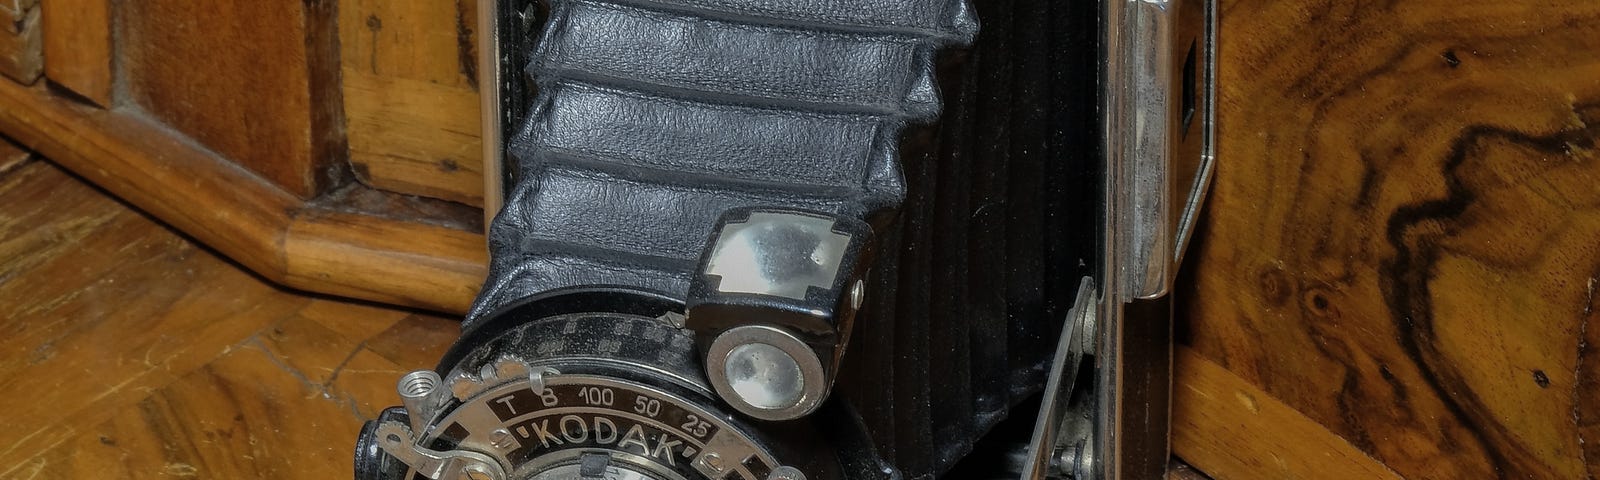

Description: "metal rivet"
488 429 516 450
769 466 807 480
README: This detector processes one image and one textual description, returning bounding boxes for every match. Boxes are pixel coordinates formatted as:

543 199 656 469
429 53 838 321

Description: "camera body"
354 0 1214 478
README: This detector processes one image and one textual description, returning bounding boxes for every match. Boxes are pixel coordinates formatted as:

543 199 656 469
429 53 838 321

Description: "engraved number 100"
577 386 614 406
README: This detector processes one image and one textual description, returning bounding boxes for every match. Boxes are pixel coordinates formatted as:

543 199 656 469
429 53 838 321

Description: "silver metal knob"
705 325 827 421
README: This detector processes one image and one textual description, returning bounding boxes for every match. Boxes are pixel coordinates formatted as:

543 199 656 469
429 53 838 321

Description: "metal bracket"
375 421 507 480
1022 277 1099 479
1025 0 1217 477
1093 0 1217 476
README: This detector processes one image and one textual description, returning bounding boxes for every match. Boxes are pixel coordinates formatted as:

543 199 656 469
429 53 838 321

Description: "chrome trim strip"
1095 0 1214 477
478 0 504 229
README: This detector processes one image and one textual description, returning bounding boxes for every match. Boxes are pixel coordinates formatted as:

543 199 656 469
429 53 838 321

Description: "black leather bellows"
469 0 1098 477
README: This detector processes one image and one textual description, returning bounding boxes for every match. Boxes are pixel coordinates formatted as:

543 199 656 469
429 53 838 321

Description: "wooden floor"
0 154 456 479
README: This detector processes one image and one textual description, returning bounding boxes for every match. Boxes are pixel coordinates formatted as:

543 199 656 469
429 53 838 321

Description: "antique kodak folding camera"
354 0 1215 478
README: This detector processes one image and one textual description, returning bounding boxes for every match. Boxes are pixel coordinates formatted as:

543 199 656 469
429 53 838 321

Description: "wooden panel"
339 0 485 207
0 0 41 85
0 77 298 277
343 69 484 206
119 0 344 199
339 0 479 87
40 0 112 105
1178 0 1600 478
1173 347 1403 479
0 75 485 313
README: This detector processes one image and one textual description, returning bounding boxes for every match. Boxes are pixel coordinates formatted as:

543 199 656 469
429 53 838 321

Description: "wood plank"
16 301 454 479
333 319 462 421
284 209 486 314
0 161 315 476
338 0 485 207
1179 0 1600 477
0 163 460 478
0 134 29 173
343 69 484 207
338 0 479 88
24 328 415 478
40 0 111 105
0 0 41 85
1172 347 1403 479
119 0 344 199
362 314 461 370
0 76 486 313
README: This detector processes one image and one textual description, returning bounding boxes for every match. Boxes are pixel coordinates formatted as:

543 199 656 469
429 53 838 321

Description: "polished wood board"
1175 0 1600 477
0 159 456 478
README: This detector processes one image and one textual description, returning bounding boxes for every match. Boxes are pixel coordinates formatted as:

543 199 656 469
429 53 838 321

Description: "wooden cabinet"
0 0 1595 478
339 0 485 207
0 1 486 313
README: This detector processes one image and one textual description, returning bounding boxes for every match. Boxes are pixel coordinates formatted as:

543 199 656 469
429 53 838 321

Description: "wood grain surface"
342 70 484 207
40 0 112 106
0 0 41 85
0 135 28 173
1173 347 1403 480
1177 0 1600 478
284 208 486 313
339 0 485 207
0 160 456 479
0 77 487 314
119 0 345 199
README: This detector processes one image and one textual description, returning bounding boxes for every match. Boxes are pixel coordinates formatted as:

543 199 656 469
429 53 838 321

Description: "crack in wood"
1576 274 1598 476
321 339 370 388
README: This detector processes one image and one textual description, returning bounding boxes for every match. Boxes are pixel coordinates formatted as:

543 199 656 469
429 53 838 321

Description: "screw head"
1052 444 1093 479
769 466 806 480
